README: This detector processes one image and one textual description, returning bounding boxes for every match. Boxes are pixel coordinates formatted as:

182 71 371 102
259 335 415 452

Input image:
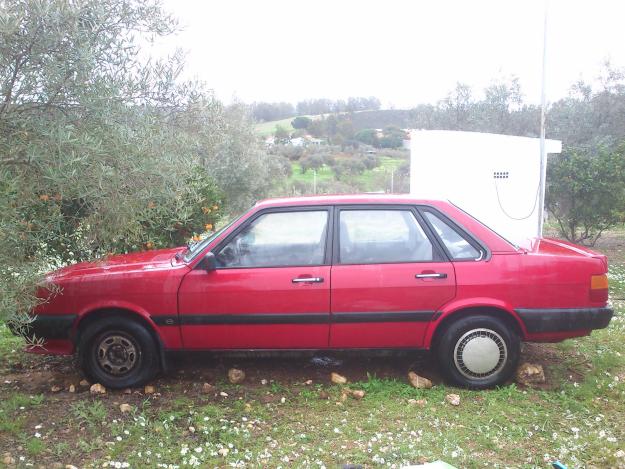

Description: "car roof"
254 194 446 208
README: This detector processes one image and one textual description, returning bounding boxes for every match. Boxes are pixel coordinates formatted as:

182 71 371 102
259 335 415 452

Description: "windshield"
183 212 245 262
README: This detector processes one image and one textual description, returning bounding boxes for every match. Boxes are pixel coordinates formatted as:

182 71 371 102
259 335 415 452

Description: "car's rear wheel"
436 315 519 389
79 317 159 389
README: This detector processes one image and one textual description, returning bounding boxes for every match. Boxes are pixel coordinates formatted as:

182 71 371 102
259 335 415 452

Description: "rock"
65 465 78 469
188 426 195 433
304 379 313 385
351 390 366 400
408 398 426 407
515 363 546 386
318 390 330 400
144 385 155 394
68 384 75 393
260 379 268 385
89 383 106 395
446 393 461 406
202 383 214 394
330 372 347 384
219 391 228 397
119 403 132 413
50 385 61 393
218 448 229 457
3 453 15 465
408 371 432 389
79 379 89 387
227 368 246 384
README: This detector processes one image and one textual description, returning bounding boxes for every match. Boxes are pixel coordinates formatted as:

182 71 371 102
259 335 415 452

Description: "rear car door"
178 207 333 349
329 205 456 348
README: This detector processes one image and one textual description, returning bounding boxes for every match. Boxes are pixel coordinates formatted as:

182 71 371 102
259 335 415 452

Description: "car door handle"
415 273 447 279
292 277 324 283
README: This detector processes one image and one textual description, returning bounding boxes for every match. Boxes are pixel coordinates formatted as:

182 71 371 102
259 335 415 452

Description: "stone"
219 391 228 397
79 379 89 387
68 385 75 393
408 398 427 407
330 372 347 384
408 371 432 389
227 368 246 384
218 448 229 457
144 385 155 394
3 454 15 465
304 379 313 385
89 383 106 395
446 393 461 406
515 363 546 386
50 385 61 393
260 379 268 385
202 383 214 394
351 390 366 400
119 403 132 413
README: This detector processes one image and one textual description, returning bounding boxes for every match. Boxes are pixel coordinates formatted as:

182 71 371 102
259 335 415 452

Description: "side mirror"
201 252 218 272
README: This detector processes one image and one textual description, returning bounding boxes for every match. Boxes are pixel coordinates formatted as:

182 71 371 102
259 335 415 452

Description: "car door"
177 207 333 349
329 205 456 348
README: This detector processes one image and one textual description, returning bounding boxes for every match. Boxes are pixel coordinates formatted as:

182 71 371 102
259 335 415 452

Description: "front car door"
329 205 456 348
178 206 333 349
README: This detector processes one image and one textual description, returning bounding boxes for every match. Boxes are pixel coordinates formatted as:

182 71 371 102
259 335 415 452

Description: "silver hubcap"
453 328 507 379
96 333 139 376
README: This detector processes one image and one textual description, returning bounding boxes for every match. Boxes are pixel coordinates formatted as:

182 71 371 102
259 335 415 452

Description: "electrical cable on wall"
493 178 540 221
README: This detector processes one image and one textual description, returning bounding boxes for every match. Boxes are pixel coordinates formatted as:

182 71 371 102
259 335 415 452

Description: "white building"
410 130 562 248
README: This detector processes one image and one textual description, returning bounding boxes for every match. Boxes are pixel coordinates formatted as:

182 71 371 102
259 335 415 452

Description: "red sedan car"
22 195 613 388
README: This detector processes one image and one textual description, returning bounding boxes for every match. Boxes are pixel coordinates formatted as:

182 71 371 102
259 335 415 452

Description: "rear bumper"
515 307 613 334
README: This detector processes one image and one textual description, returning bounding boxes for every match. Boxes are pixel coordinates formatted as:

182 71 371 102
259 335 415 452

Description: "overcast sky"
155 0 625 108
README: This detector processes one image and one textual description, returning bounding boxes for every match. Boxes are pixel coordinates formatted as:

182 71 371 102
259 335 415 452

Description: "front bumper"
8 314 77 340
515 307 613 333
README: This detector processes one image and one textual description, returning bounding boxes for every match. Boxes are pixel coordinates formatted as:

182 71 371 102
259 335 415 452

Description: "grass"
0 255 624 467
289 154 408 192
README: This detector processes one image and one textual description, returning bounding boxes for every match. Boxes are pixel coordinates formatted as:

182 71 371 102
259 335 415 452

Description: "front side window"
424 211 481 260
215 210 328 267
339 209 433 264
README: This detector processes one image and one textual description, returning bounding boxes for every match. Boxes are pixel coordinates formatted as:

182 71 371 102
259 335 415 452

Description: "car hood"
48 247 186 280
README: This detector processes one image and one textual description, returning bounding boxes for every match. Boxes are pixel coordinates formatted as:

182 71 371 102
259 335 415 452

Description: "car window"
215 210 328 267
339 209 433 264
424 211 481 260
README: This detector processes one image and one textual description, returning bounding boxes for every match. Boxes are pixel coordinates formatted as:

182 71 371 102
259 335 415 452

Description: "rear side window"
339 209 433 264
424 211 481 260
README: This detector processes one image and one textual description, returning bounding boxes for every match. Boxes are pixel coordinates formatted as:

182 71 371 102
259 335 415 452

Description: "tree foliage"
0 0 281 324
546 146 625 246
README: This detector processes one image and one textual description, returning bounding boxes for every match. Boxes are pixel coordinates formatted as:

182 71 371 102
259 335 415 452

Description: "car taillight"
590 274 609 303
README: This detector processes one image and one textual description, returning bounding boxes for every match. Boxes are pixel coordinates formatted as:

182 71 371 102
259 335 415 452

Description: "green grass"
1 265 624 467
289 155 407 192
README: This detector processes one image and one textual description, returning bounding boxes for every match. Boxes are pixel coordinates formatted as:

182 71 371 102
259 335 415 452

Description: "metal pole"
313 169 317 195
537 0 549 237
390 169 395 193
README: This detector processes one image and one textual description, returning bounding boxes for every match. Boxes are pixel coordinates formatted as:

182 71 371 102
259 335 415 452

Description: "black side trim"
153 311 436 326
332 311 435 323
9 314 77 340
515 307 614 333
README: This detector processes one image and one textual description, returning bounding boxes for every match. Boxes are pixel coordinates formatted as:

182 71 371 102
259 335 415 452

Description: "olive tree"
0 0 278 328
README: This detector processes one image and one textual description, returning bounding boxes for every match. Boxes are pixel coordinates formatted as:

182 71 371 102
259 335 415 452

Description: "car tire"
78 317 160 389
436 314 520 389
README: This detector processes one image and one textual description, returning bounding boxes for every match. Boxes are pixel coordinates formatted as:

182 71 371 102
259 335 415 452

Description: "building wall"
410 130 561 247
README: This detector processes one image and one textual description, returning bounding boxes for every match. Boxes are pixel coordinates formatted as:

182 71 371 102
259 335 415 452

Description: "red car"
22 195 613 389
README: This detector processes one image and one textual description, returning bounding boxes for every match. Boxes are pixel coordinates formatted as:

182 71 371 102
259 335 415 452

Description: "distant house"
289 135 325 147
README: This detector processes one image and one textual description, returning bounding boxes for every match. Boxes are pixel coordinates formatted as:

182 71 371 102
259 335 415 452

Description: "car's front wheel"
79 317 160 389
436 315 520 389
